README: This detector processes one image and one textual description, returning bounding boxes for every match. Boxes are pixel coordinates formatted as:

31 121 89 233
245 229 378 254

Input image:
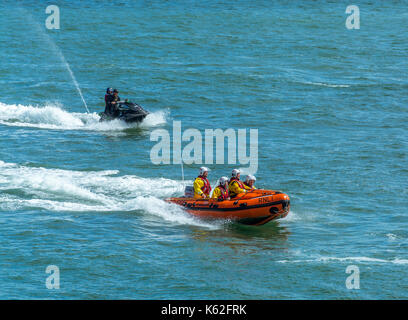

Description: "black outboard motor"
184 186 194 198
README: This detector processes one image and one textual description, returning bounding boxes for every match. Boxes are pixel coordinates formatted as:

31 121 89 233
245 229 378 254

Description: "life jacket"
243 182 254 189
229 177 245 189
104 94 110 113
197 176 211 195
217 185 229 201
105 94 115 114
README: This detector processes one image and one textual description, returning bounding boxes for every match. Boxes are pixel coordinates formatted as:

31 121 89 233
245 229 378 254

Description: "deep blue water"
0 0 407 299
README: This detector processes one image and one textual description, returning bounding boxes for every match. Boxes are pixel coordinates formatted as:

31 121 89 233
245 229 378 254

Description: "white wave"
302 81 350 88
280 210 297 222
392 258 408 265
0 102 168 131
139 110 169 128
0 161 217 229
124 196 218 229
318 256 389 263
277 256 408 265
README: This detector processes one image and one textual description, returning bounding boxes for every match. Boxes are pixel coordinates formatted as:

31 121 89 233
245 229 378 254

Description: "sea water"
0 0 407 299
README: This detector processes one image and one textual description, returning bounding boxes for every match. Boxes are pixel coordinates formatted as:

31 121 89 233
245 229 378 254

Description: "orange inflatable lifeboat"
166 189 290 226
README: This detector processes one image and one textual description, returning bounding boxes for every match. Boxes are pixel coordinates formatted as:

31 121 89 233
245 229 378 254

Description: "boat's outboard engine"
184 186 194 198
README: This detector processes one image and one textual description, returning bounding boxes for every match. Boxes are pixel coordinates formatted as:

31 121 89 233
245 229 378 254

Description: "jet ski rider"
104 87 113 113
193 167 211 199
228 169 252 198
108 89 121 117
211 177 230 201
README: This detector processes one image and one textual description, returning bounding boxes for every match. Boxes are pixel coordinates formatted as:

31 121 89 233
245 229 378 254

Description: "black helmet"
113 89 119 93
106 87 113 94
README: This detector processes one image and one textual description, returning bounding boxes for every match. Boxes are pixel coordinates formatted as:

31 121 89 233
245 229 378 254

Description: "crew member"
244 175 257 190
228 169 247 198
211 177 230 201
193 167 211 199
109 89 121 117
104 87 113 114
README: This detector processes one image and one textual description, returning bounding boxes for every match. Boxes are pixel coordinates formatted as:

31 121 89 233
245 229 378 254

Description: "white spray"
23 9 90 113
57 52 89 113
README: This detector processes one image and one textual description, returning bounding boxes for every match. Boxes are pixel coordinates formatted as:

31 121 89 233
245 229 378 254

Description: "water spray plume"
23 9 90 113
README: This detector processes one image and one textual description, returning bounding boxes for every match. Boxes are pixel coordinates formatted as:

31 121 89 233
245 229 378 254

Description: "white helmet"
219 176 229 186
231 169 241 178
245 175 256 182
199 167 210 176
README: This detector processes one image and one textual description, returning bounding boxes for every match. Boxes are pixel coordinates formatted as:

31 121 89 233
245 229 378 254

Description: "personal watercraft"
99 101 149 123
166 188 290 226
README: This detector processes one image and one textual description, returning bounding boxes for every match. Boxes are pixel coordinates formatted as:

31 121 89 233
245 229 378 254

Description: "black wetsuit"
104 94 113 114
105 94 121 116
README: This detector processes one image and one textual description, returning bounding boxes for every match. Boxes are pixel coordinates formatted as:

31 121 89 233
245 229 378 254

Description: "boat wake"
302 81 350 88
0 160 218 229
277 255 408 265
0 102 168 131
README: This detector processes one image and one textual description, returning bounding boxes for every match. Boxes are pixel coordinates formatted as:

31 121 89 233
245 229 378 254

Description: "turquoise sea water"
0 0 407 299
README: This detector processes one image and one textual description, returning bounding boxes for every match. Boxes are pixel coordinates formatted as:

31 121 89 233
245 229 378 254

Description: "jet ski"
166 188 290 226
99 101 149 123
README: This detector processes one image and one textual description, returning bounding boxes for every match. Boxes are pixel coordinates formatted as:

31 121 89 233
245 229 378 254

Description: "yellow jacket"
211 187 221 199
243 183 256 191
211 186 229 200
228 179 246 197
193 177 210 198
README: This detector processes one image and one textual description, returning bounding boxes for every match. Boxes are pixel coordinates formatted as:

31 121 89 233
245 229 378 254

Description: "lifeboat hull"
166 190 290 226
